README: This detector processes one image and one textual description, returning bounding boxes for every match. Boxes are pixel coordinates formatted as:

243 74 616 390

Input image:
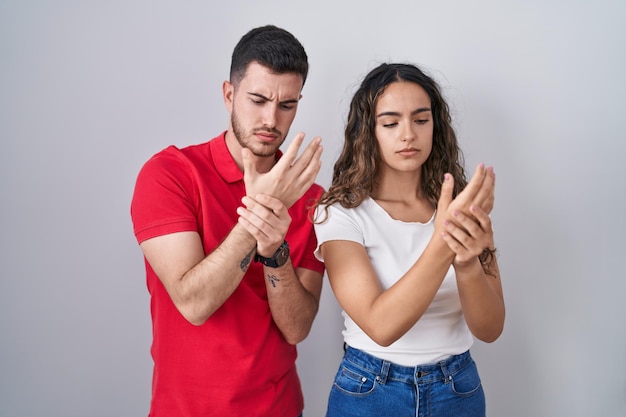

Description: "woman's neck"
370 170 434 222
372 169 423 202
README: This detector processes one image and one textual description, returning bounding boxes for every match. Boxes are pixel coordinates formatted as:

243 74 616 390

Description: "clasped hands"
436 164 496 267
236 133 323 258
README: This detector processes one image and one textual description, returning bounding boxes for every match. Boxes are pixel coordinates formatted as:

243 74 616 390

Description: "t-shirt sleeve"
296 223 325 275
287 185 325 275
130 148 199 244
313 204 364 262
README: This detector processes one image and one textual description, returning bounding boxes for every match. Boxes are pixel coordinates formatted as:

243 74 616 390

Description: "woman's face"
374 81 433 176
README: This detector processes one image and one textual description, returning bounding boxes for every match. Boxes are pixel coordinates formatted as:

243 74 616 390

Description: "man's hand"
236 194 291 257
242 132 322 208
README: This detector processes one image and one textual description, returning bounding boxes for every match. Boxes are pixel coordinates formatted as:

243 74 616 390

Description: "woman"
314 63 505 417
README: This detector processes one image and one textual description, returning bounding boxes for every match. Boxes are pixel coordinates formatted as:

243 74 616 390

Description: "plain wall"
1 1 625 416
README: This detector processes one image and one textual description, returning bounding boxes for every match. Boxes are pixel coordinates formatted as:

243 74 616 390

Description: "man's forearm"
178 224 257 325
264 262 322 344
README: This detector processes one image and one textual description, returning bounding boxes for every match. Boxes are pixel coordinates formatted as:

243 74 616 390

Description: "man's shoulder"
142 133 224 167
290 183 325 217
301 182 324 200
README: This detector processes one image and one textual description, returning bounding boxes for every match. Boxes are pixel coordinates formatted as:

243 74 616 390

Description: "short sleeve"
130 147 199 244
313 203 364 262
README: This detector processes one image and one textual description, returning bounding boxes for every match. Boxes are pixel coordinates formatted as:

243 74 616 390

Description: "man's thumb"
241 148 253 175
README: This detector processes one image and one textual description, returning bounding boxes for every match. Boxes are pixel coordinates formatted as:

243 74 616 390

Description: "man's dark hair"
230 25 309 87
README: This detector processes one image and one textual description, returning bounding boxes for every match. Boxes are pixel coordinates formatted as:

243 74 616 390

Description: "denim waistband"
343 346 473 385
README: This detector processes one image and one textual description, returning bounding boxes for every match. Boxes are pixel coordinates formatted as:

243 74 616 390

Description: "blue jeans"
326 346 485 417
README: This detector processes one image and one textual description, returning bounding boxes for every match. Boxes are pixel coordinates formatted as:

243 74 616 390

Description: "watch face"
256 241 290 268
276 245 290 266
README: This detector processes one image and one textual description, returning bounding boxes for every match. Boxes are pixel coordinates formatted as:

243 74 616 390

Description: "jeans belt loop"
439 359 452 384
378 360 391 385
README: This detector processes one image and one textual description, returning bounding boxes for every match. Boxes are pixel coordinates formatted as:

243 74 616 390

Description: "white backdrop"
1 1 625 416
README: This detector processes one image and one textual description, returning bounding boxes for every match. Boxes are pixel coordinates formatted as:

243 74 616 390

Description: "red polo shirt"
131 132 324 417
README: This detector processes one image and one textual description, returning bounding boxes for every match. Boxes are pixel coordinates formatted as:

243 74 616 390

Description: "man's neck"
224 129 276 173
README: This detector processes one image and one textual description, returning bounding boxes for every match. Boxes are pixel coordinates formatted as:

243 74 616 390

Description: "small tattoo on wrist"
267 274 281 288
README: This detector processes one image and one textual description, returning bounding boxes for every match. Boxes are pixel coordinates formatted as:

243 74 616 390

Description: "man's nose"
261 104 278 128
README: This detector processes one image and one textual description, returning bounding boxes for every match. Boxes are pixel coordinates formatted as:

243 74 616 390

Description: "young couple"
131 24 504 417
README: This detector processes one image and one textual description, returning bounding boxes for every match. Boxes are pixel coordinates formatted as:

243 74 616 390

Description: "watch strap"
254 241 290 268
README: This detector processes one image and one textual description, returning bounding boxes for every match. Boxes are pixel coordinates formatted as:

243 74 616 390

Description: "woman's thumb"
437 173 454 212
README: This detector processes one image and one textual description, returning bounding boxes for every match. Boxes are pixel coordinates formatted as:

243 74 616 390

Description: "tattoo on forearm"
267 274 281 288
240 248 255 272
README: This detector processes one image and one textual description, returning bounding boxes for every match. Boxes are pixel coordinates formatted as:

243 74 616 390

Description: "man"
130 25 324 417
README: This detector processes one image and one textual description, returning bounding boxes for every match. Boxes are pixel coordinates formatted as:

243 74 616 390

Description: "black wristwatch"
255 241 290 268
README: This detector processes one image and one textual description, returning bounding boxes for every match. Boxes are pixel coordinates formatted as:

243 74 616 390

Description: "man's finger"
291 136 322 171
253 193 287 216
293 144 323 188
274 132 305 170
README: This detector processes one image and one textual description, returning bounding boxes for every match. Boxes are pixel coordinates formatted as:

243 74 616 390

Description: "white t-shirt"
314 198 473 366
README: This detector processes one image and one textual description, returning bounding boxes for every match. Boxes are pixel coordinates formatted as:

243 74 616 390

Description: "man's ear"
223 80 234 112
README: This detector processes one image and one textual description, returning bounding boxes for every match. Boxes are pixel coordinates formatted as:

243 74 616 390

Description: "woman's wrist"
453 256 482 276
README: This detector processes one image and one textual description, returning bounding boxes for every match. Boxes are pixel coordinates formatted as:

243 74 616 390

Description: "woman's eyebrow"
376 107 432 118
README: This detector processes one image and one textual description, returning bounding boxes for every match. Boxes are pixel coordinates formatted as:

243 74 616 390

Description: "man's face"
225 61 303 157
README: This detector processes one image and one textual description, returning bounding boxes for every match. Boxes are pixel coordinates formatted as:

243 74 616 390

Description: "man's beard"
231 111 284 158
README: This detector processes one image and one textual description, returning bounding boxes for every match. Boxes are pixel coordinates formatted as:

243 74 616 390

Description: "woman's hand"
435 164 495 231
441 205 494 266
435 163 496 265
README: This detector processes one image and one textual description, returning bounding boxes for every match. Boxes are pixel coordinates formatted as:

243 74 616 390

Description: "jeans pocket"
450 359 482 397
333 363 377 396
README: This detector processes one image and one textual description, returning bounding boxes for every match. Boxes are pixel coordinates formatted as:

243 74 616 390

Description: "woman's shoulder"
314 198 376 229
318 197 374 215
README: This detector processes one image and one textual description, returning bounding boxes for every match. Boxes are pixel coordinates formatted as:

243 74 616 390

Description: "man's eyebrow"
247 92 299 105
376 107 432 118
